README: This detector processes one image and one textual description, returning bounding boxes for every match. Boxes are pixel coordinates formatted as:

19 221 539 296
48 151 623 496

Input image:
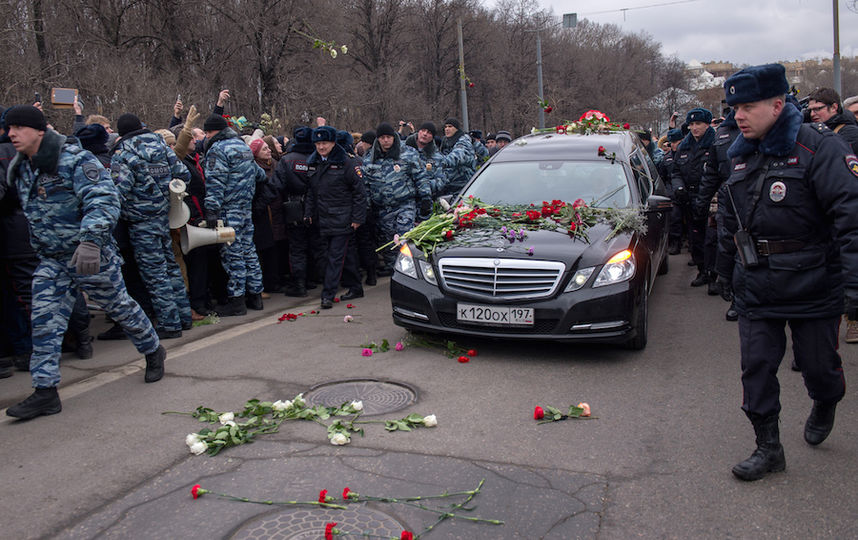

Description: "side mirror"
437 195 454 211
647 194 672 210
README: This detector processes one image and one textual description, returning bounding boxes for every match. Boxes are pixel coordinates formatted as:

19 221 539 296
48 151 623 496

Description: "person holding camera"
717 64 858 481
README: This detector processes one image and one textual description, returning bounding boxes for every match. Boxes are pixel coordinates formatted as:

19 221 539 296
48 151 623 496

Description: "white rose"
224 421 237 427
423 414 437 427
330 433 350 445
272 400 291 412
219 412 235 425
293 394 305 407
185 433 201 447
341 45 348 54
330 48 338 59
189 441 208 455
350 400 363 411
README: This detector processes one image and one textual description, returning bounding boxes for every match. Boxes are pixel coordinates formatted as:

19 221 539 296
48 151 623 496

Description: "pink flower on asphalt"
361 348 373 357
395 341 404 351
344 315 354 323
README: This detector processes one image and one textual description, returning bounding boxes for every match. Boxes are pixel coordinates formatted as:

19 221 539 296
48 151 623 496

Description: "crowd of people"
3 70 858 489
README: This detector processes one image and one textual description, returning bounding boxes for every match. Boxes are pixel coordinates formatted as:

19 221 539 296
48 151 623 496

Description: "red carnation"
572 198 586 209
319 489 328 503
467 349 478 357
541 206 552 217
556 125 567 134
476 208 487 215
458 355 470 363
346 303 355 309
569 222 577 232
544 106 553 113
598 146 606 156
534 406 544 420
325 522 337 540
333 297 340 303
468 82 475 88
623 122 630 129
444 230 453 240
401 532 414 540
343 487 352 500
526 210 541 221
191 484 205 499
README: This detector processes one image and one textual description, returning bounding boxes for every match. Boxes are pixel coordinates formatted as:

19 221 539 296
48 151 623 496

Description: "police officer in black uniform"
717 64 858 481
303 126 367 309
671 108 716 286
695 110 741 320
660 128 685 255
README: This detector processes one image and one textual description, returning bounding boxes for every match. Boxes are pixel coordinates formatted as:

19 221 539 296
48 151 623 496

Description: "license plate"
457 303 534 326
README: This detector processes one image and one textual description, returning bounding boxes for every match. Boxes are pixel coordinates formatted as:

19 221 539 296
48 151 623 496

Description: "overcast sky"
538 0 858 66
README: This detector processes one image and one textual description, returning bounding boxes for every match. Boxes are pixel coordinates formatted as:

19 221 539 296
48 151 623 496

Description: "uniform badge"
729 85 736 95
393 164 401 173
846 154 858 178
787 157 799 166
769 181 786 202
426 163 432 171
82 162 101 182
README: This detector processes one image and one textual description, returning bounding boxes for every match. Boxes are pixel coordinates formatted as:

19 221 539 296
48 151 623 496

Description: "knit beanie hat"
418 122 437 136
203 114 228 132
117 113 143 137
375 122 397 138
360 130 376 145
75 123 109 147
249 138 266 156
444 117 461 131
4 105 47 131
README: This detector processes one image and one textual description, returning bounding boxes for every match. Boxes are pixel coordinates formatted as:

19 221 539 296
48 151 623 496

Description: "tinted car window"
629 152 652 200
462 160 631 208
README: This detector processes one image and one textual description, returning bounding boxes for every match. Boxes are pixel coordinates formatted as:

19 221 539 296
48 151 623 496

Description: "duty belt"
755 239 806 256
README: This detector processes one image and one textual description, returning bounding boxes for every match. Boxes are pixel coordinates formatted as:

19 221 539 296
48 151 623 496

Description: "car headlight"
594 250 635 287
564 267 595 292
418 260 437 285
394 244 418 279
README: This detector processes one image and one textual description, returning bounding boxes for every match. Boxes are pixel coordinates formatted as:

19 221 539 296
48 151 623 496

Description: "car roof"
491 131 637 163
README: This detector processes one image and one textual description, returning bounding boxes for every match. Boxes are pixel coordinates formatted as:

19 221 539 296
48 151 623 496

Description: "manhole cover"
305 379 416 415
230 507 405 539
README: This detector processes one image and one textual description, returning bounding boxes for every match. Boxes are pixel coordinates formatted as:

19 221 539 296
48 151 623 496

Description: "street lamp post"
833 0 841 94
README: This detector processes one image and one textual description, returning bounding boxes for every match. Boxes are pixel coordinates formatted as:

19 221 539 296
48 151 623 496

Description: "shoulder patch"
82 161 102 182
294 162 308 172
734 162 746 171
846 154 858 178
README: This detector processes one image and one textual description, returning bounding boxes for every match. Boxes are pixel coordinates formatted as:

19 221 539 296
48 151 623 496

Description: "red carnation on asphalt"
401 532 414 540
319 489 328 503
346 304 355 309
534 406 544 420
191 484 204 499
467 349 478 357
325 522 337 540
343 487 352 500
458 355 470 363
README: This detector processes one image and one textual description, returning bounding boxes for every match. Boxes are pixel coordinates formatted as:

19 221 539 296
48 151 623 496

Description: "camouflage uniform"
472 138 489 165
362 139 431 270
111 130 191 332
7 129 159 388
439 131 477 197
405 133 448 198
204 128 268 298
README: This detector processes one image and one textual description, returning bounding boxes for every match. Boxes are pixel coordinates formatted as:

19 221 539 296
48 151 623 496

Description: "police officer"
274 126 320 297
469 129 489 164
660 128 684 255
362 122 431 275
4 106 165 419
111 113 192 338
304 126 367 308
717 64 858 481
405 122 448 198
672 108 716 286
203 114 268 316
438 118 477 197
695 110 740 320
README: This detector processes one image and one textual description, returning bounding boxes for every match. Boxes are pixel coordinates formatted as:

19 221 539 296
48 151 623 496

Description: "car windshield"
461 160 631 208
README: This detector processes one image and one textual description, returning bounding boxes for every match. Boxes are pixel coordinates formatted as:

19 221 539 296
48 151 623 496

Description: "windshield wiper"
591 184 626 207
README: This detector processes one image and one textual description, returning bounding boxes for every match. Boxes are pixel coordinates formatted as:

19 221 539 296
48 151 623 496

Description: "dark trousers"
703 218 718 274
1 257 37 355
738 315 845 419
356 211 378 272
287 224 323 287
185 244 227 311
321 232 362 301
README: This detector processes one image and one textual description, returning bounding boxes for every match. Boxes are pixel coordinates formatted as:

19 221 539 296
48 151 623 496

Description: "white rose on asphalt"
219 412 234 425
341 45 348 54
224 421 237 427
272 400 291 412
189 441 208 455
185 433 201 447
350 400 363 411
330 433 350 445
423 414 438 427
330 48 337 59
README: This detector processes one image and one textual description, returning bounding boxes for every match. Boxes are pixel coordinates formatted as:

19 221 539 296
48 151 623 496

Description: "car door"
630 150 668 276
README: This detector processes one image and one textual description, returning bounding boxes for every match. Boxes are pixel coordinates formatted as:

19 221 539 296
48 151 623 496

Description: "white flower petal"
423 414 437 427
190 441 208 455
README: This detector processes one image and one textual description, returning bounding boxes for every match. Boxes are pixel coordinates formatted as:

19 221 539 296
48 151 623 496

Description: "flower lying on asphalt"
344 315 354 323
467 349 478 357
218 412 234 425
395 341 404 351
350 400 363 411
330 432 350 445
333 297 340 303
361 348 373 357
346 303 355 309
325 522 337 540
272 399 292 412
533 403 595 424
423 414 437 427
191 484 207 499
401 532 414 540
458 355 469 363
404 335 478 359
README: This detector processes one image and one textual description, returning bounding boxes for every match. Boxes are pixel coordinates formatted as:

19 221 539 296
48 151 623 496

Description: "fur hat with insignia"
312 125 337 143
336 130 354 148
4 105 47 131
685 108 712 125
667 128 684 142
203 114 228 132
293 126 312 143
724 63 789 107
117 113 143 137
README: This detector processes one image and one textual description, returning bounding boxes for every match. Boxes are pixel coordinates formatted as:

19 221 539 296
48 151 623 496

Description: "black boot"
157 328 183 339
144 345 166 383
732 416 786 481
76 328 94 359
725 303 738 322
6 387 62 419
0 357 12 379
284 284 308 297
707 273 720 296
365 267 377 286
216 296 247 317
12 353 30 371
804 401 837 446
97 323 127 341
246 293 264 311
668 239 681 255
690 271 709 287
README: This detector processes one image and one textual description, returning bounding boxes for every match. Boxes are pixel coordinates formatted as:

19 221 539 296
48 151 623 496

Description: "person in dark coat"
717 64 858 481
303 126 367 309
806 87 858 154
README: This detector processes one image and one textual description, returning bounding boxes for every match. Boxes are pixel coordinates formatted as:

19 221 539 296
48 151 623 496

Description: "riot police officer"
717 64 858 481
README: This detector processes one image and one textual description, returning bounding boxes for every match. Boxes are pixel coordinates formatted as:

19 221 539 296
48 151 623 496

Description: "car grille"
438 312 559 333
438 258 566 300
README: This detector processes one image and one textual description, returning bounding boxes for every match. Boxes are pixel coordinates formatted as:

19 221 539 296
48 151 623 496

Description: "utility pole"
833 0 841 94
457 19 470 133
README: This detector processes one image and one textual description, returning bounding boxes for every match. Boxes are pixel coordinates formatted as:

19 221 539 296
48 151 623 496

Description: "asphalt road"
1 253 857 539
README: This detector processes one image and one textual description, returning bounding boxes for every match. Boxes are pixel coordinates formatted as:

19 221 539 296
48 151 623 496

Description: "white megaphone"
168 178 191 229
180 222 236 254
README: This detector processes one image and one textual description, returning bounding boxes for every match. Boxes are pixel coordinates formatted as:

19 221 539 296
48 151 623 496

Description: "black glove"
418 198 432 218
205 210 218 229
846 288 858 320
717 275 733 302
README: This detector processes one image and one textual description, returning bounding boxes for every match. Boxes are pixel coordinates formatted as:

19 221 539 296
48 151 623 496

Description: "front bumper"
390 270 643 344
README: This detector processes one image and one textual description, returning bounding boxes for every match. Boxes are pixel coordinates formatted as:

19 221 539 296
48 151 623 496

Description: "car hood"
428 223 636 270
